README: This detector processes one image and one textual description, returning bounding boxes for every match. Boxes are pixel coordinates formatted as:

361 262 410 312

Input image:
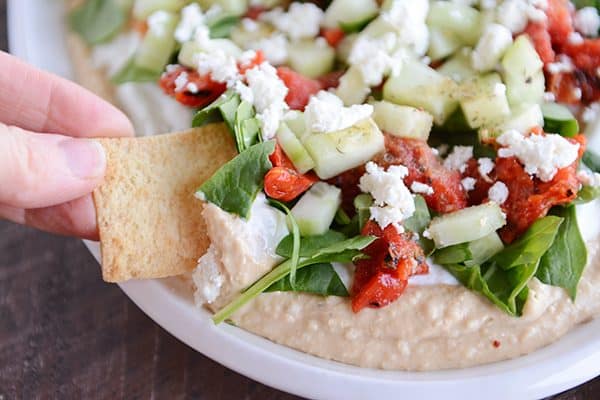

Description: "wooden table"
0 1 598 398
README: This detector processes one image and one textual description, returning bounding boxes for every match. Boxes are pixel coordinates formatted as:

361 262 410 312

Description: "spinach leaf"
583 150 600 173
404 195 435 255
265 263 349 297
208 15 240 38
196 141 275 219
69 0 126 45
444 261 536 316
434 243 472 265
111 58 161 84
537 206 587 299
192 90 240 131
212 234 376 324
276 230 347 258
491 216 563 269
572 184 600 205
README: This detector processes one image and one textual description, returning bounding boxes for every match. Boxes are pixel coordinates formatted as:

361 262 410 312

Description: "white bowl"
8 1 600 398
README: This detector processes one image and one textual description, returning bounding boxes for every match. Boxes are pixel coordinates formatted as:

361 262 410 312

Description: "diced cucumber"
437 49 476 82
178 39 242 67
427 202 507 248
471 23 513 72
479 103 543 140
372 101 433 140
276 123 315 174
199 0 248 16
135 11 179 73
283 111 310 141
323 0 379 29
427 27 462 62
459 73 511 129
354 193 373 231
336 33 358 64
501 35 545 107
291 182 342 236
336 66 370 106
230 20 273 49
426 1 483 46
287 40 335 79
383 60 459 125
541 102 580 137
303 118 385 179
434 231 504 265
360 16 396 38
133 0 187 20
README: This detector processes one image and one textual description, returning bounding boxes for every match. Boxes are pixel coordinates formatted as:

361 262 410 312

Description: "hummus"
67 25 600 372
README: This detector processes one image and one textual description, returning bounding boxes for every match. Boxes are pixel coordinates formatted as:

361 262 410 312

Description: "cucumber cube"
135 11 179 73
276 123 315 174
288 40 335 79
437 49 476 82
284 111 309 141
372 101 433 140
427 27 462 62
323 0 379 29
336 66 370 106
303 118 385 180
459 73 511 129
291 182 342 236
479 103 543 140
505 70 545 107
383 60 459 125
427 203 507 248
427 1 483 46
501 35 545 107
133 0 187 20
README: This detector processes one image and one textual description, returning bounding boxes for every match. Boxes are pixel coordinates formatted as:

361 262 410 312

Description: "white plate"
8 1 600 398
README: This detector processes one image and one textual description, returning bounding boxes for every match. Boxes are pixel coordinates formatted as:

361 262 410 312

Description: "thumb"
0 123 106 209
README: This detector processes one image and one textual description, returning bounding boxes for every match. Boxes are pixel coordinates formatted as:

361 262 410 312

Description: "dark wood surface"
0 1 598 398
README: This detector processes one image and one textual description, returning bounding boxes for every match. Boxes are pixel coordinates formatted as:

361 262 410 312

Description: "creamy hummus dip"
66 21 600 371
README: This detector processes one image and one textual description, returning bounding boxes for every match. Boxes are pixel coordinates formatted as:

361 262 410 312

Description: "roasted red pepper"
159 65 226 108
265 144 318 202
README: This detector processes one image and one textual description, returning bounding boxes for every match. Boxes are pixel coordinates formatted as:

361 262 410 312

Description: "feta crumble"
488 181 509 204
359 162 415 231
249 34 289 65
411 181 435 196
577 170 600 187
381 0 430 56
497 130 580 182
348 33 407 87
260 3 324 40
496 0 548 33
574 7 600 37
444 146 474 173
478 157 495 182
148 10 172 37
582 102 600 123
472 23 513 71
461 177 477 191
236 62 289 140
547 55 574 74
174 71 189 92
304 91 374 134
175 3 205 43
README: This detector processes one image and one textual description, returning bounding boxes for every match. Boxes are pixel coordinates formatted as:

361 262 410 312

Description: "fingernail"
60 139 106 179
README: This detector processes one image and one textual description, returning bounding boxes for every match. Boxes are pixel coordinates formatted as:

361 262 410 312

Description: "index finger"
0 51 134 138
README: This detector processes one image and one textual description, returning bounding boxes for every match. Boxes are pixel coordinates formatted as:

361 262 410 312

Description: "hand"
0 52 134 240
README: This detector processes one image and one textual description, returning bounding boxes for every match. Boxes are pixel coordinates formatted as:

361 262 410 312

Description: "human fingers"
0 51 134 138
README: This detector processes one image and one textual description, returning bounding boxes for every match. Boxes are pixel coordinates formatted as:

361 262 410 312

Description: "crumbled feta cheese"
478 157 495 182
197 50 240 85
543 91 556 102
568 32 585 45
573 87 583 100
577 170 600 187
381 0 430 56
187 82 199 93
488 181 509 204
481 0 499 8
411 181 434 196
497 130 580 181
444 146 473 173
147 10 172 37
250 33 289 65
175 3 205 43
304 91 373 133
260 3 324 40
348 33 407 87
472 23 513 71
241 18 259 32
461 177 477 191
547 55 574 74
574 7 600 37
193 245 225 304
582 102 600 123
422 229 433 239
359 162 415 231
238 50 257 69
174 71 189 92
237 62 289 140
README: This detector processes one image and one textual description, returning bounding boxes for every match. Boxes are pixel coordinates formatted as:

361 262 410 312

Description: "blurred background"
0 0 597 398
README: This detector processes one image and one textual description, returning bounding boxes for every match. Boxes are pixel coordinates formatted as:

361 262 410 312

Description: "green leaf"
192 90 240 130
583 150 600 173
234 101 261 152
353 193 372 232
537 206 587 299
69 0 126 45
276 230 347 258
269 200 301 289
404 195 435 254
434 243 472 265
111 57 161 84
212 234 376 324
265 263 349 297
491 216 563 269
572 184 600 205
196 141 275 219
208 15 240 38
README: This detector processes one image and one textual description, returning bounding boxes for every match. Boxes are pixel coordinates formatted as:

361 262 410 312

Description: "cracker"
93 125 236 282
